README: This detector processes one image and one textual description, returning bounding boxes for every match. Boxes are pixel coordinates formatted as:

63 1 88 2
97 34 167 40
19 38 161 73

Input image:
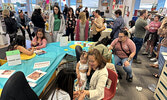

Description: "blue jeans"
133 37 144 59
158 46 167 75
114 55 133 77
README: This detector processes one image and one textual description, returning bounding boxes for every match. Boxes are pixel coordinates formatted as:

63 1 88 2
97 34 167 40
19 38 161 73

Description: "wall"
123 0 135 28
98 0 113 18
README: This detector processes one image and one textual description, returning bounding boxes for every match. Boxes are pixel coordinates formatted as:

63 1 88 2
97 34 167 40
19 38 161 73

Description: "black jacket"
31 12 45 28
4 17 18 34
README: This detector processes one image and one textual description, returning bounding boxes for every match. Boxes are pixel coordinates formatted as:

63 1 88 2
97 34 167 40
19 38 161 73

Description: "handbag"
96 25 106 32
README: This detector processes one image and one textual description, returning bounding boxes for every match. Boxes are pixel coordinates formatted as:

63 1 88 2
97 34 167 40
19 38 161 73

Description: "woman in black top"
83 7 89 20
2 9 18 44
65 7 76 41
31 5 45 36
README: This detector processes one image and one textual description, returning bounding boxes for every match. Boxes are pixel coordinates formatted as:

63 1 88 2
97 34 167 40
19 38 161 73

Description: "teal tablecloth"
0 41 114 96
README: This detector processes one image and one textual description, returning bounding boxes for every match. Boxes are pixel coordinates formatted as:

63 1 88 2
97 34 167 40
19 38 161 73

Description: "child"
31 28 47 50
8 35 35 56
76 51 91 90
47 68 76 100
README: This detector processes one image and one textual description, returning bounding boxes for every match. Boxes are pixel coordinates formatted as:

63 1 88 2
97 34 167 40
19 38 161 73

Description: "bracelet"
127 57 132 62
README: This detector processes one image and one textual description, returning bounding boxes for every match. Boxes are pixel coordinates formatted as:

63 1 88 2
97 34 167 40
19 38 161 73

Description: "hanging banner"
46 0 49 4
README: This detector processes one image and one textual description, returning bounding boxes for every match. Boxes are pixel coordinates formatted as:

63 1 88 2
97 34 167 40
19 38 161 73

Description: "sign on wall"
2 3 15 11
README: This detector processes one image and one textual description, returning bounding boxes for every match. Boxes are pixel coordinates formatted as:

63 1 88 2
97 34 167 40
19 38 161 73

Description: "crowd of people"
1 3 167 100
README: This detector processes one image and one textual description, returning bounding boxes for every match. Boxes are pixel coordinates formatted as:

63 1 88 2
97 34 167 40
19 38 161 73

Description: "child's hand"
32 42 37 46
87 72 90 76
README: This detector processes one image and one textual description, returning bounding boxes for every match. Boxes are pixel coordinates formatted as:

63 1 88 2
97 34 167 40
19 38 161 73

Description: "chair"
75 45 83 62
0 71 39 100
103 68 118 100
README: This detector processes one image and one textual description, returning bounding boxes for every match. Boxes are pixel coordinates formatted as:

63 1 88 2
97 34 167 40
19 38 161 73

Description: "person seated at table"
76 51 91 90
73 49 108 100
31 28 47 50
108 30 136 82
89 36 112 62
8 35 35 56
48 68 76 100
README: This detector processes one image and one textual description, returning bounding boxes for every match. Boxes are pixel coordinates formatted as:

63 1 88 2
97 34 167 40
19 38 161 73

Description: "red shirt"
149 21 161 33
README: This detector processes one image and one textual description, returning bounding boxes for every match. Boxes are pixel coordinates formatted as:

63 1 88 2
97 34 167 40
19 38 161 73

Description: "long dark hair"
36 28 46 41
53 5 62 19
32 9 41 15
95 36 112 46
67 7 74 18
8 35 25 50
53 68 76 100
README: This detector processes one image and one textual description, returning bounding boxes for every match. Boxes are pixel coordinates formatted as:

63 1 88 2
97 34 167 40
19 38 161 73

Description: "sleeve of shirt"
143 20 148 27
96 18 104 28
110 38 118 48
36 39 47 50
111 19 121 31
89 73 108 99
128 39 136 53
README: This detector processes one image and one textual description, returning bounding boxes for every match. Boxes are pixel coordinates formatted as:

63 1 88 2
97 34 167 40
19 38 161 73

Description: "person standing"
65 7 76 41
63 4 68 21
31 5 45 36
2 9 18 44
49 5 65 42
142 15 161 58
83 7 89 20
133 10 149 64
75 5 83 19
75 12 89 41
110 9 124 39
91 10 104 42
16 10 32 40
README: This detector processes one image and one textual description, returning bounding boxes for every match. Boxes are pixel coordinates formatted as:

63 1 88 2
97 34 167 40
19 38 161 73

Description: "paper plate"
20 53 36 60
69 44 83 49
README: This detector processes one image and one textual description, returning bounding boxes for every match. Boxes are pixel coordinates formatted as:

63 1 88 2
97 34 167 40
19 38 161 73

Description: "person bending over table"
74 49 108 100
8 35 35 56
31 28 47 50
108 30 136 82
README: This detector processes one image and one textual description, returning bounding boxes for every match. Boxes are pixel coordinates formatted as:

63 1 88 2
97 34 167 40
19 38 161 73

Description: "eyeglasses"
118 36 125 38
54 9 58 11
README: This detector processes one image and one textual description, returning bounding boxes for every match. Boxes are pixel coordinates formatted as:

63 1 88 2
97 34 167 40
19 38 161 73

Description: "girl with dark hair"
31 5 45 36
49 5 65 42
48 68 76 100
65 7 76 41
31 28 47 50
108 30 136 82
8 35 35 56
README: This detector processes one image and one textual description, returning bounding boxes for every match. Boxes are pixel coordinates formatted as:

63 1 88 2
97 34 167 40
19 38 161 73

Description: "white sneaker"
153 61 158 64
150 58 157 62
142 51 148 55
